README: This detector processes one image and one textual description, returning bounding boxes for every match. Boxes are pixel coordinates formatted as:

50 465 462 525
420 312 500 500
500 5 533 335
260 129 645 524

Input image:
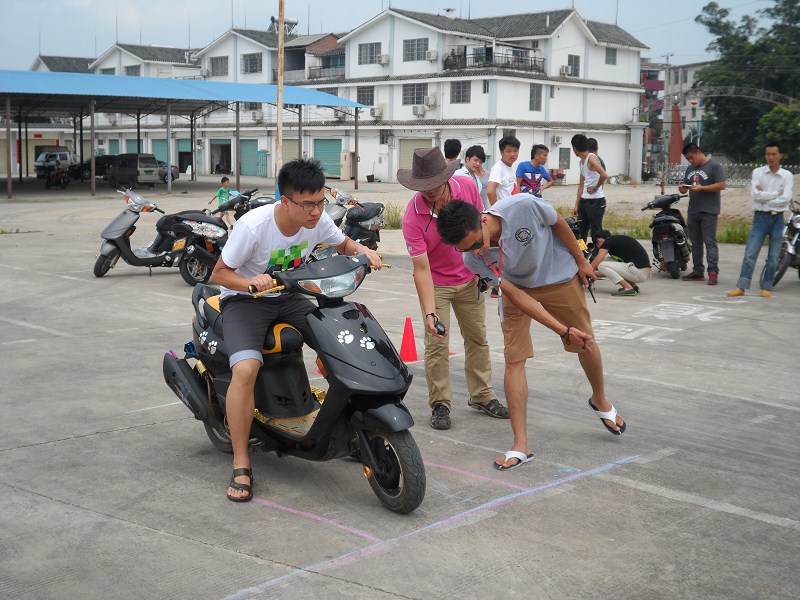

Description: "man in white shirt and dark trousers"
727 141 794 298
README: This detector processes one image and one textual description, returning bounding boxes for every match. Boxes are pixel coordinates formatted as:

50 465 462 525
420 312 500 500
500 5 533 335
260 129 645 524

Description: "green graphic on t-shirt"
268 240 309 271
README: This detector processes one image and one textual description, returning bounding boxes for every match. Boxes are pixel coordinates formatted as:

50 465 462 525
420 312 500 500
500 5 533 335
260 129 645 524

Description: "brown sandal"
227 467 254 502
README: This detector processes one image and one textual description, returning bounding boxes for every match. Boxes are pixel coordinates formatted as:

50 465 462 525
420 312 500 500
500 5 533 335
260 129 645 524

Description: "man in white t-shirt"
486 135 520 206
211 159 382 503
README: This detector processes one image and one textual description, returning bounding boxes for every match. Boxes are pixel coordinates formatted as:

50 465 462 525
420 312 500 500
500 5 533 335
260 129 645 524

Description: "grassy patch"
383 202 404 230
0 228 21 234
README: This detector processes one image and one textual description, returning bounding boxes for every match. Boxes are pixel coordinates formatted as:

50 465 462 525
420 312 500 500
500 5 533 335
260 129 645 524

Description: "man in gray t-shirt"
437 196 627 472
678 143 727 284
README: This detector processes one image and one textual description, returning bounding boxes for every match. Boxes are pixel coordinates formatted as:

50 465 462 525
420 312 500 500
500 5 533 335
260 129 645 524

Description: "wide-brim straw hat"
396 147 460 191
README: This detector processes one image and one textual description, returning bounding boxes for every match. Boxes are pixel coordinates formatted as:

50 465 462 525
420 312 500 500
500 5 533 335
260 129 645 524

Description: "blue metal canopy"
0 69 363 117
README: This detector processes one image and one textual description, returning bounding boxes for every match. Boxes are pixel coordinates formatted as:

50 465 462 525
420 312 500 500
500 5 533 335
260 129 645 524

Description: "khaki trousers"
421 280 494 409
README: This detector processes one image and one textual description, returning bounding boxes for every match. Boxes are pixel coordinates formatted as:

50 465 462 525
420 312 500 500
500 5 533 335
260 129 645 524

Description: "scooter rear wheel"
179 256 213 286
93 249 120 277
773 246 792 286
667 261 680 279
204 423 234 454
366 430 425 514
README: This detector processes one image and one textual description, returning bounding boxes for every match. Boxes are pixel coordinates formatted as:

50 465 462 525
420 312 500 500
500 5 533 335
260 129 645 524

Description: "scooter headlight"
790 213 800 229
298 265 366 298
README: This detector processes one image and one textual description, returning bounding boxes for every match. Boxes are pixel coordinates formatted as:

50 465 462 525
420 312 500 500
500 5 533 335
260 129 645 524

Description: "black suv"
68 155 117 181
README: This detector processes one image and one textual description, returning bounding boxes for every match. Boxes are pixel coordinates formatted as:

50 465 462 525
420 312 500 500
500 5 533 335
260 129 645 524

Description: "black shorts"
221 293 315 367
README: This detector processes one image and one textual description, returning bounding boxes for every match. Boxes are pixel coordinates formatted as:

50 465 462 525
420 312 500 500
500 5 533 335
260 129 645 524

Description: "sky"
0 0 773 70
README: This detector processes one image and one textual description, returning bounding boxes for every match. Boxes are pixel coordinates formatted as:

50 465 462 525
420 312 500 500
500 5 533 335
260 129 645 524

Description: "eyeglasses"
286 196 328 212
455 232 484 252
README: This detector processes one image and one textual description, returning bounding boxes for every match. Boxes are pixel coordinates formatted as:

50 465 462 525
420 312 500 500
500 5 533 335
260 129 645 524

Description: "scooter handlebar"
248 284 286 297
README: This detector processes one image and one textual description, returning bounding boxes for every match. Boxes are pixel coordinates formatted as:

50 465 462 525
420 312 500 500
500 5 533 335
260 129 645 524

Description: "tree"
755 105 800 164
693 1 800 161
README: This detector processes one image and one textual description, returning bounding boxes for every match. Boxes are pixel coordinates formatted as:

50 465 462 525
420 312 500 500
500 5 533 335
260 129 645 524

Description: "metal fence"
650 162 800 188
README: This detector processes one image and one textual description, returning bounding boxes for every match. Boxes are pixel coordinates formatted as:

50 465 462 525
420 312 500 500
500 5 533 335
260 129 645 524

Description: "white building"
14 8 649 183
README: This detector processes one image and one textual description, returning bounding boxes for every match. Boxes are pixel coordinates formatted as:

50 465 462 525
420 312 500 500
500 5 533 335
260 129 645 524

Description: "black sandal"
227 467 254 502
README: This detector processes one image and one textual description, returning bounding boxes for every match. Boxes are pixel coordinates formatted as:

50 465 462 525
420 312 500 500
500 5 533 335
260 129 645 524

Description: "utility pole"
661 52 674 175
275 0 285 193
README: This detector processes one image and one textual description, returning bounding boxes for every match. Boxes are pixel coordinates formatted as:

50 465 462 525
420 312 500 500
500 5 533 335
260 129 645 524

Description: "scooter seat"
202 295 304 354
345 202 384 223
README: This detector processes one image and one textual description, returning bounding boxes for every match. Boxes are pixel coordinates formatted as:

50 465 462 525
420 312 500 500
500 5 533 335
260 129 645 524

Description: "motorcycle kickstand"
355 429 380 477
148 265 153 277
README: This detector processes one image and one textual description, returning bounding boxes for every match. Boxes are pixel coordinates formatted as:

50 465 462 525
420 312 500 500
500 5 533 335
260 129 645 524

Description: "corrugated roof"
391 9 494 37
232 29 295 49
0 69 363 118
585 21 648 49
117 44 196 64
474 10 573 38
38 56 94 73
285 33 329 48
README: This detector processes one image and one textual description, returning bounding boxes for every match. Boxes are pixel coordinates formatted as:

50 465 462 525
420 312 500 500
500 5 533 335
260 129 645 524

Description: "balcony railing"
308 66 346 80
272 69 307 82
443 52 545 74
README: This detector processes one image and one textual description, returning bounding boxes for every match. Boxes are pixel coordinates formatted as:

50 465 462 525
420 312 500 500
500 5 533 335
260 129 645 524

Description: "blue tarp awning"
0 69 363 117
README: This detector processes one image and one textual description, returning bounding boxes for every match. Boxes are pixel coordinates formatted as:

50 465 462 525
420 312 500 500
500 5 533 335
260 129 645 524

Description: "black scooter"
162 254 426 513
641 193 692 279
94 189 228 286
330 187 385 251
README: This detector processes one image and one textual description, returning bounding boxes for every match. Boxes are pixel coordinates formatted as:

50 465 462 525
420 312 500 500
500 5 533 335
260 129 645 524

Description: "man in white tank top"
571 134 608 241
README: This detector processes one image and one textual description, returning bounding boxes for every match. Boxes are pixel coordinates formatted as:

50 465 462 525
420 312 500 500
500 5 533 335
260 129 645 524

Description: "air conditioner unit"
370 106 383 118
333 109 347 121
425 49 438 61
377 54 390 66
252 110 264 123
412 105 427 116
161 115 168 124
551 135 563 146
423 94 437 108
560 65 571 77
108 115 117 126
200 68 209 77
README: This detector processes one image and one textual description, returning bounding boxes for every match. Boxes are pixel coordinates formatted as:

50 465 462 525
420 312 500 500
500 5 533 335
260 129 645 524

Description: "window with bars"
356 86 375 106
403 38 429 61
402 83 427 105
100 67 115 75
379 130 390 145
358 42 381 65
483 80 489 94
605 48 617 65
318 87 338 96
210 56 229 77
559 147 571 169
450 81 471 104
241 52 262 74
124 65 140 76
245 102 261 111
567 55 580 77
529 83 543 111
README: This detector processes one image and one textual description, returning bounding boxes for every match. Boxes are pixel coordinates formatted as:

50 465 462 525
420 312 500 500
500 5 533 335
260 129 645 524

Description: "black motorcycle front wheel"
773 245 792 285
179 256 213 286
366 430 426 514
93 249 120 277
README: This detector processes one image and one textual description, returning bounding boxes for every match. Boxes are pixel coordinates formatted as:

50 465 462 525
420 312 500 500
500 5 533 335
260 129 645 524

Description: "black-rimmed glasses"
286 196 328 212
455 232 484 252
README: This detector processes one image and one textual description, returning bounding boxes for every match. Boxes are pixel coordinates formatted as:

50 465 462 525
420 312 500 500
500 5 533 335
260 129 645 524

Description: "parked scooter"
330 187 385 251
162 253 426 513
93 189 228 286
641 193 691 279
773 208 800 285
213 188 276 222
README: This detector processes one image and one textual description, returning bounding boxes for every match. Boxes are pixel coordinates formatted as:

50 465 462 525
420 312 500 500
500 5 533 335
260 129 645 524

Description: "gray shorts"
221 293 315 367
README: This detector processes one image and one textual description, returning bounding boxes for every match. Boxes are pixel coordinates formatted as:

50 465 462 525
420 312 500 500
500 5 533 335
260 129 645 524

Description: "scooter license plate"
172 238 186 250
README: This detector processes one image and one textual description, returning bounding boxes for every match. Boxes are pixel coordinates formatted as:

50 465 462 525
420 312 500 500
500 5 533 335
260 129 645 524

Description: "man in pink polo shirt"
399 147 508 430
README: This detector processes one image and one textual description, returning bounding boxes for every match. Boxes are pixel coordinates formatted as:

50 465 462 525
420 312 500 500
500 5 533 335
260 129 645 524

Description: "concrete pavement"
0 193 798 599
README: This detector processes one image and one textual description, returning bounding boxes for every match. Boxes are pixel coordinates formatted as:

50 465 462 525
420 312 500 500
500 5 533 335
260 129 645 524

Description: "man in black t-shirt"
590 229 651 296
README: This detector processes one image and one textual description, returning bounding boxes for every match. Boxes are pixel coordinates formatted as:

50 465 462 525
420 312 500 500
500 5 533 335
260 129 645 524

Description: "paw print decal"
359 336 375 350
199 331 208 344
337 330 354 345
208 340 218 355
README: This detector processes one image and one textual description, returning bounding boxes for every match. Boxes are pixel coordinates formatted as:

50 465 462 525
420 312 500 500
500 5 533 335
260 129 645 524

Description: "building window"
681 116 686 128
100 67 115 75
245 102 261 111
529 83 543 111
503 129 516 139
451 81 471 104
241 52 262 74
550 85 555 99
483 80 489 94
559 147 571 169
124 65 140 76
358 42 381 65
356 86 375 106
326 54 345 68
567 54 580 77
682 70 688 84
403 38 429 61
673 70 679 85
605 48 617 65
318 87 338 96
402 83 427 105
379 130 390 145
532 41 539 49
691 106 697 118
210 56 229 77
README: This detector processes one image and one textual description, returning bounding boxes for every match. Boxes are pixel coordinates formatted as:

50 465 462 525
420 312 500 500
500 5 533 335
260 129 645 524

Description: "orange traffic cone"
399 317 418 362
